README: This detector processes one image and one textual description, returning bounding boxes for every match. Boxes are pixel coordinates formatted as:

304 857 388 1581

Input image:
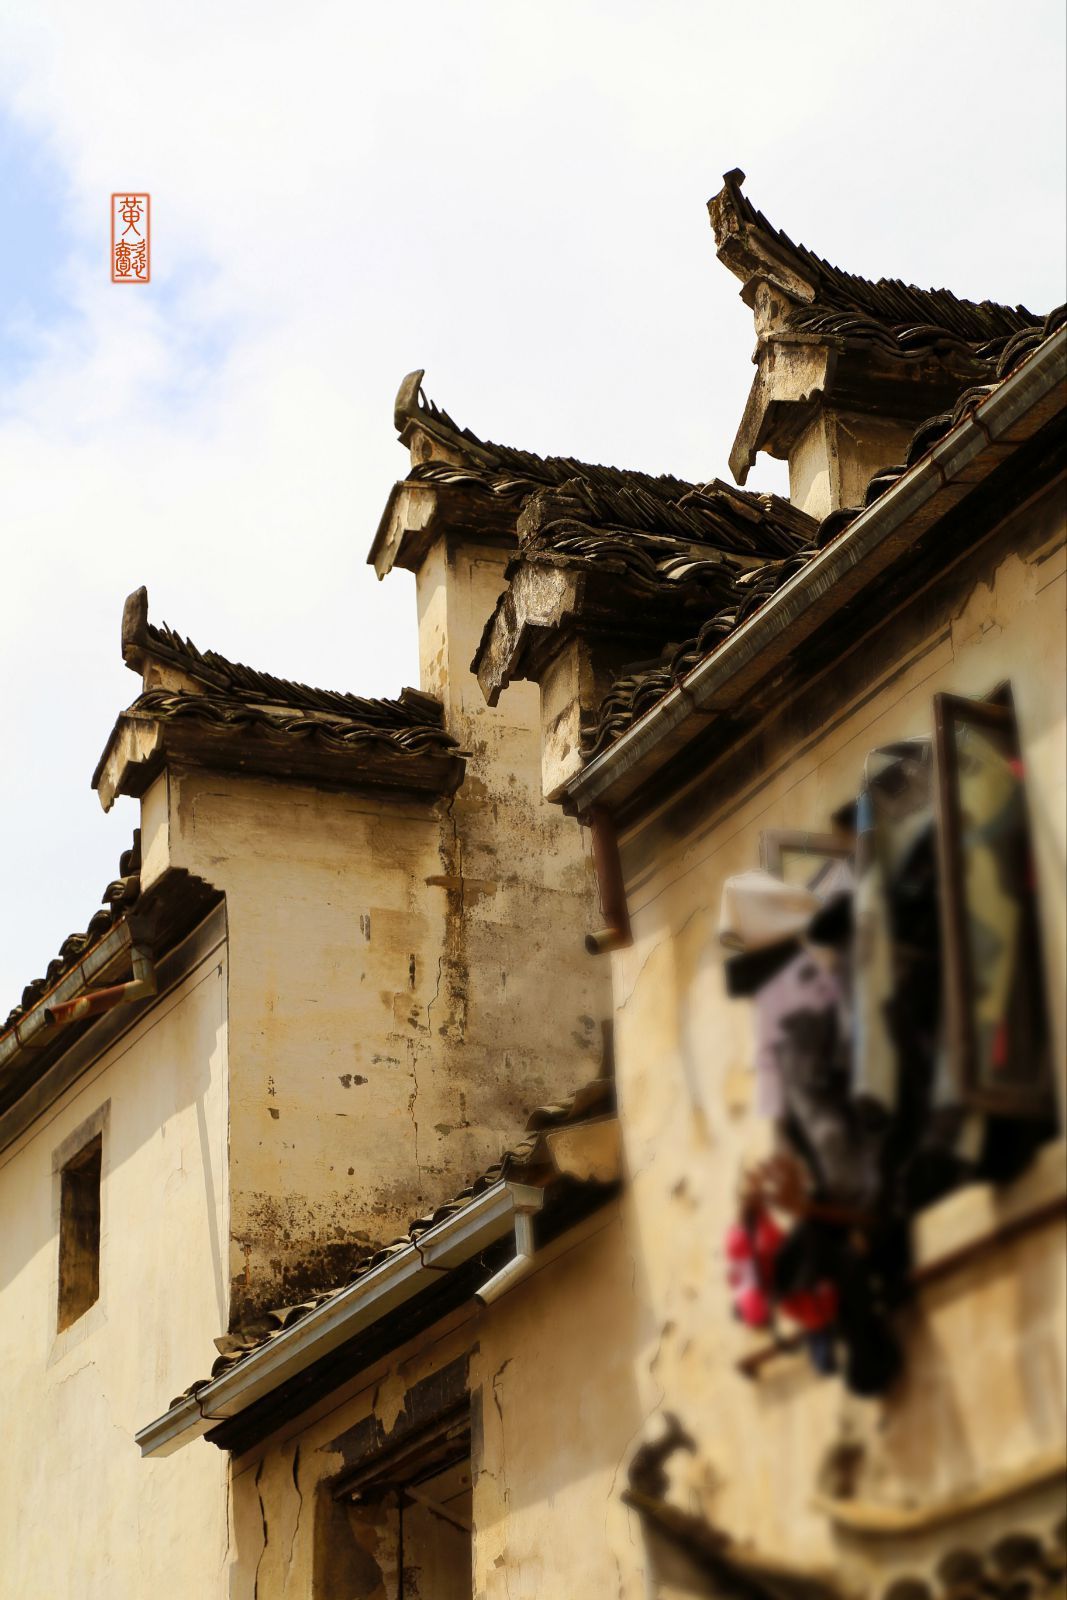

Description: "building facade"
2 172 1064 1598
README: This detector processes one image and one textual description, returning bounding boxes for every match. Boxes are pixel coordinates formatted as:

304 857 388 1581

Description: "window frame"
51 1101 109 1351
933 690 1053 1119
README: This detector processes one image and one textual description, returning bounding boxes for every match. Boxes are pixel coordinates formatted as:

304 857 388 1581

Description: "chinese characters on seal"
111 194 150 282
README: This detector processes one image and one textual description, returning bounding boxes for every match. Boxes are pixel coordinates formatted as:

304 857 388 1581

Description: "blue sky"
0 110 78 385
0 0 1064 1008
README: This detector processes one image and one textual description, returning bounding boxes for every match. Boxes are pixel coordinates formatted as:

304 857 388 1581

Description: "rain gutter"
565 326 1066 819
135 1178 544 1458
0 920 133 1076
45 945 157 1026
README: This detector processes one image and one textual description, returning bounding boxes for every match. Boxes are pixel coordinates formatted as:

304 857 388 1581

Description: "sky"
0 0 1064 1007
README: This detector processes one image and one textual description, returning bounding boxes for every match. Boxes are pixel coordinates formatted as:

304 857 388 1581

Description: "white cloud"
0 0 1064 1001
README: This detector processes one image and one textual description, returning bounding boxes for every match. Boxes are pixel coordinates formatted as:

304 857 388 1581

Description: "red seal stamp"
111 194 150 283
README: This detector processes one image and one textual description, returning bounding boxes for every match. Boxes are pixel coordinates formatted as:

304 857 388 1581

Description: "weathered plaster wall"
789 409 917 519
609 486 1067 1584
225 1203 647 1600
143 767 463 1318
414 534 609 1107
0 935 230 1599
470 1207 648 1600
134 537 608 1323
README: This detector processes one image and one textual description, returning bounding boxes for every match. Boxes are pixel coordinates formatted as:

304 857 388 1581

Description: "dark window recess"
325 1405 472 1600
58 1134 102 1331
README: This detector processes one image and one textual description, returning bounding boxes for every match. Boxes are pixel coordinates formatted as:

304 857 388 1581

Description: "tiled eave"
564 324 1066 820
0 872 223 1132
369 475 518 579
93 701 466 811
137 1094 620 1458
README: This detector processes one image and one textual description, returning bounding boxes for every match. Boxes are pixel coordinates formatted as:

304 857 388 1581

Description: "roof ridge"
394 370 699 498
710 169 1042 345
121 588 443 727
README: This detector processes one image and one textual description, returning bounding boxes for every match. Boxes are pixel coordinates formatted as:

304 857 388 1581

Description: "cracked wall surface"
227 1202 648 1599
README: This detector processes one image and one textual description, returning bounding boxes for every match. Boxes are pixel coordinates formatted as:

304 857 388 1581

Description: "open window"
933 689 1052 1118
725 684 1057 1392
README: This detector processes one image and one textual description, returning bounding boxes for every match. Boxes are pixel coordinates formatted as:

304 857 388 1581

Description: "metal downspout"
44 946 157 1027
585 806 633 955
474 1183 545 1305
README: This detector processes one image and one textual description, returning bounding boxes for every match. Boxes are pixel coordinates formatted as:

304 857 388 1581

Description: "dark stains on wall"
327 1355 471 1482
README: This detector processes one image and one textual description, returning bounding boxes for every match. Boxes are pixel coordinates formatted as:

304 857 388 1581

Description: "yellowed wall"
145 764 464 1317
224 1202 648 1600
608 486 1067 1583
139 647 608 1322
0 933 230 1599
131 528 611 1323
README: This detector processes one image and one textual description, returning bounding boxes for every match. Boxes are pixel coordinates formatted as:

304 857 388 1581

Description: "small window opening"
58 1134 102 1331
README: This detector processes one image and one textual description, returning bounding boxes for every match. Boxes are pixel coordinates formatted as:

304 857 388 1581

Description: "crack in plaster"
252 1460 268 1600
614 934 669 1015
285 1444 304 1583
221 1464 232 1579
411 794 463 1186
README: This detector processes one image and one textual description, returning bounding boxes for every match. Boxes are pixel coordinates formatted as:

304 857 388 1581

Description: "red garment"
724 1208 837 1333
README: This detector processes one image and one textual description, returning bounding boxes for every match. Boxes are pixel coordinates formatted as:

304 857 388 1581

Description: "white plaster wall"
0 940 230 1600
471 1209 648 1600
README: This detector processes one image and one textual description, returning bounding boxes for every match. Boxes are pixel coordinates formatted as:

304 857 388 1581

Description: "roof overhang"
729 332 990 485
368 480 440 578
137 1180 524 1457
93 705 464 812
0 921 133 1093
565 325 1067 819
474 562 585 706
473 545 756 710
0 872 223 1128
136 1126 619 1460
368 476 520 580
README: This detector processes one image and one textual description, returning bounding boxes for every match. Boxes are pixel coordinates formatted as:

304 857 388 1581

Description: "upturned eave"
93 708 465 812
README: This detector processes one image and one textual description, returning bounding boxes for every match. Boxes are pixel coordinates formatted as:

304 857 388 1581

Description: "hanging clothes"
719 867 844 1123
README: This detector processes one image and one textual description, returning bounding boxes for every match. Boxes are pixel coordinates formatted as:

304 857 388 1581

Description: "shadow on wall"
0 960 226 1305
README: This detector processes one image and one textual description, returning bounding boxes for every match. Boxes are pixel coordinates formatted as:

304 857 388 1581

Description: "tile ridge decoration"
121 586 447 730
709 168 1044 360
395 368 700 501
582 307 1066 762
